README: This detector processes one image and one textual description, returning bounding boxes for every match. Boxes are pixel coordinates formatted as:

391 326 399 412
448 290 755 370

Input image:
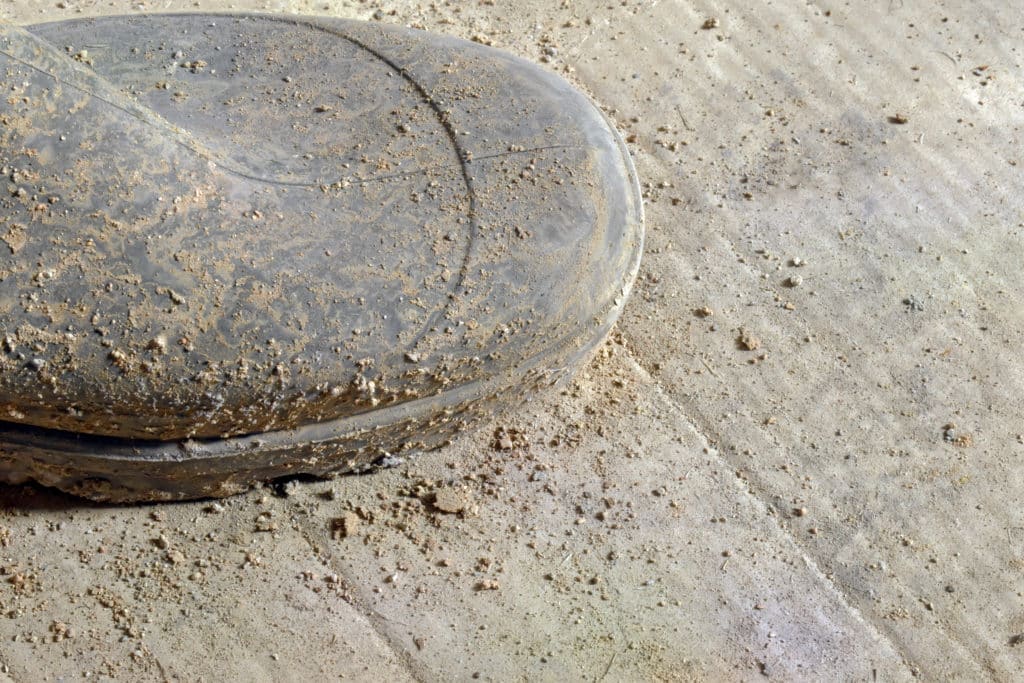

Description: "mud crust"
0 241 641 502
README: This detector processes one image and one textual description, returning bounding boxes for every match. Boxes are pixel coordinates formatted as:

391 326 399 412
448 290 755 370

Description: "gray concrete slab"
1 0 1021 680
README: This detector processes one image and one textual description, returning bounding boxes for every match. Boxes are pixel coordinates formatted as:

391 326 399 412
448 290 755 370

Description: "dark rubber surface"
0 14 643 501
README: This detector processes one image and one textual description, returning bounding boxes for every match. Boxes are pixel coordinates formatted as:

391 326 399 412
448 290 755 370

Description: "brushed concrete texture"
0 0 1021 680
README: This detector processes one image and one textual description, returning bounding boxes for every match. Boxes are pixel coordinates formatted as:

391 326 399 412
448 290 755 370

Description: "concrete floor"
1 0 1023 680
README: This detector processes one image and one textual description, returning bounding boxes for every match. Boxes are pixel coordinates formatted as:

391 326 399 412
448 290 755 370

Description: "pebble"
433 487 473 514
331 512 361 539
738 330 761 351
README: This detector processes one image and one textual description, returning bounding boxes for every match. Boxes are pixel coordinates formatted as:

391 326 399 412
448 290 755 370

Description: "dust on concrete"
1 0 1023 680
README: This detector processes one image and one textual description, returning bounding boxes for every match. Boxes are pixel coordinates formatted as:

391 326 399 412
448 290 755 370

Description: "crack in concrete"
290 516 428 683
619 345 916 677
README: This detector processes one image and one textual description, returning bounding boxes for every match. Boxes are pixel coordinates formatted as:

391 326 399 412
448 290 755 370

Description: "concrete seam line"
621 349 920 675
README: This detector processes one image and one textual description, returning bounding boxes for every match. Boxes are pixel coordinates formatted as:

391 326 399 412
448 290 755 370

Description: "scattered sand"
1 0 1022 680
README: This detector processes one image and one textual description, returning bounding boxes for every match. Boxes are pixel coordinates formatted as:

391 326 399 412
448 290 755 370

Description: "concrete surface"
1 0 1022 680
